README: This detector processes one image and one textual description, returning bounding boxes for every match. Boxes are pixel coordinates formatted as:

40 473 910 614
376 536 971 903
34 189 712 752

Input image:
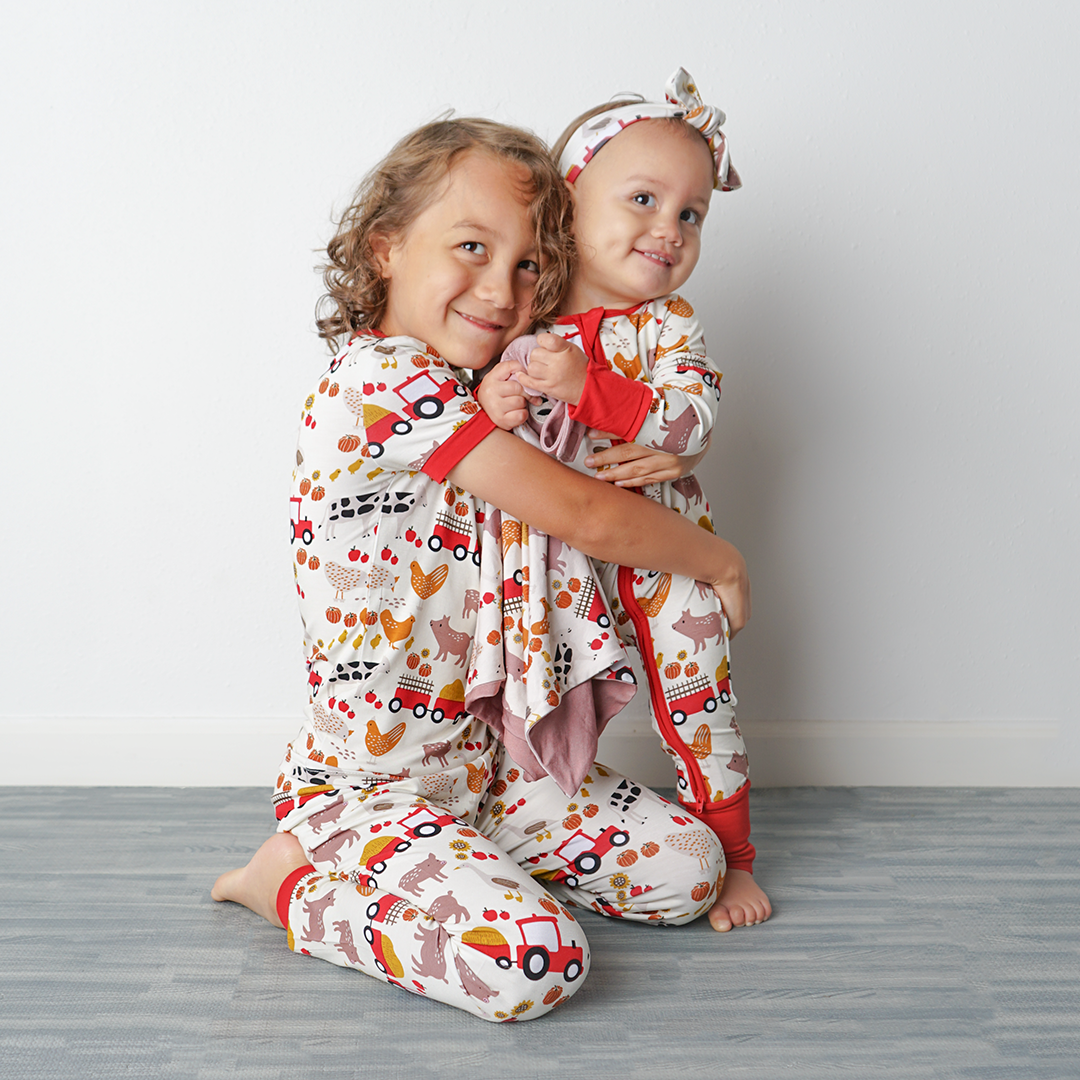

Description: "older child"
213 117 752 1022
479 70 771 932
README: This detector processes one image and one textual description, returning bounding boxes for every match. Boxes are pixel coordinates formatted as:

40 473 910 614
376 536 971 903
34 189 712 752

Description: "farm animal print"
503 295 753 825
278 749 724 1022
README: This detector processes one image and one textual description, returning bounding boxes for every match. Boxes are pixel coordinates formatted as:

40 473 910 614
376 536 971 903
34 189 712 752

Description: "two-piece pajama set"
277 331 724 1021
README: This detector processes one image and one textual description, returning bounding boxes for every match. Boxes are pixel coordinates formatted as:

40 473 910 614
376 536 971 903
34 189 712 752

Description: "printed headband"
559 67 741 192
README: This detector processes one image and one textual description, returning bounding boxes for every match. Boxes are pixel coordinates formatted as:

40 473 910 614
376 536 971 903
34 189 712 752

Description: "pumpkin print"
418 662 432 677
406 652 420 670
568 577 581 592
343 612 358 628
319 378 329 393
617 849 639 867
308 556 320 570
410 353 429 368
299 478 311 495
457 827 478 838
491 779 507 797
296 548 307 565
583 804 599 818
461 400 479 414
338 433 362 453
691 881 712 902
562 813 582 830
640 841 660 858
310 486 326 501
402 908 418 921
444 489 456 506
454 501 469 516
326 607 342 624
487 630 501 645
543 986 563 1005
665 661 681 680
685 661 699 677
364 610 378 626
539 898 560 915
555 591 572 609
546 690 559 706
328 382 339 397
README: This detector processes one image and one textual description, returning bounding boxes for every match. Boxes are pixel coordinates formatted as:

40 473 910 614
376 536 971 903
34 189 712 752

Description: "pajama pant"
278 745 724 1022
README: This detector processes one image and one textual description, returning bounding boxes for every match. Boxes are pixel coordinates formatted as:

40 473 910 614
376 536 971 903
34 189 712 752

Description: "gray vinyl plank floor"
2 787 1078 1080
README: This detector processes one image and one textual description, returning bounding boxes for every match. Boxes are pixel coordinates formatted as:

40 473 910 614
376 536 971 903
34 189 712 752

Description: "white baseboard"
2 716 1073 788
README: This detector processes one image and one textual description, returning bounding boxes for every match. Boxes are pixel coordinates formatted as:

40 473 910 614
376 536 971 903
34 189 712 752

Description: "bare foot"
211 832 310 928
708 868 772 932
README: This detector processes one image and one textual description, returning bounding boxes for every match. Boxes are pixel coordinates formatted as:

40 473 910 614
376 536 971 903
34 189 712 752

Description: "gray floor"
2 787 1078 1080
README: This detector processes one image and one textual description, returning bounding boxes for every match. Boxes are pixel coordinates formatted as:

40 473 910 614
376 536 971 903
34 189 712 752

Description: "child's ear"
370 232 394 278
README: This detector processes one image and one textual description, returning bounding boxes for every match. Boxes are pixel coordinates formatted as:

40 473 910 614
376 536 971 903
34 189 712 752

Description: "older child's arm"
447 427 750 632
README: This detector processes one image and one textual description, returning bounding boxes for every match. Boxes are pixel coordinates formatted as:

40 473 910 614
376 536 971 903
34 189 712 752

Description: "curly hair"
316 118 575 352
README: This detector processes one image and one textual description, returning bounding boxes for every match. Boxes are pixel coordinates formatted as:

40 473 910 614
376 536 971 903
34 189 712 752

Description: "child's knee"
452 914 591 1021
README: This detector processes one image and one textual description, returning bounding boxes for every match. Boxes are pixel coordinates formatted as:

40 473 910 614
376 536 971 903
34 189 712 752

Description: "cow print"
610 778 643 818
329 660 381 685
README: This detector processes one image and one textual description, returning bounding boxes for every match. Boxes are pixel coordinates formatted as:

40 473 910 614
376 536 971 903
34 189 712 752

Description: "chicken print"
465 761 487 794
365 719 406 757
634 573 671 618
410 560 449 599
663 829 714 870
324 560 397 601
380 610 414 648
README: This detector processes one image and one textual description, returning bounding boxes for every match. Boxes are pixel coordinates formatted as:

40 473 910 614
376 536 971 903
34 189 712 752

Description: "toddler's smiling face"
565 120 715 313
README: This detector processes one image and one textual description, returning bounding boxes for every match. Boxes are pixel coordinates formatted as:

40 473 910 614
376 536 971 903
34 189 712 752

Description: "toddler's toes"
708 903 733 932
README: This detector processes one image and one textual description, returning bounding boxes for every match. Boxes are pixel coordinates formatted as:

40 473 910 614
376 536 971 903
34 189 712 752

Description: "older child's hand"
517 333 589 406
708 537 751 637
708 869 772 931
585 431 711 486
477 360 538 431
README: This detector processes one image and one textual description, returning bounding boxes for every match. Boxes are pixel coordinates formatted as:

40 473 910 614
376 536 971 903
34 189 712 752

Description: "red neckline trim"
555 301 647 325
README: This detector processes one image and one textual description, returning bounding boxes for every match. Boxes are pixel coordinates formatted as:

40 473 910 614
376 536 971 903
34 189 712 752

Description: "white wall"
2 0 1077 787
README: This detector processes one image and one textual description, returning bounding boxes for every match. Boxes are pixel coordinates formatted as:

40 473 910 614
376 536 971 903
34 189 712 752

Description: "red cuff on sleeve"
688 782 756 874
568 364 653 440
421 411 497 482
276 863 316 929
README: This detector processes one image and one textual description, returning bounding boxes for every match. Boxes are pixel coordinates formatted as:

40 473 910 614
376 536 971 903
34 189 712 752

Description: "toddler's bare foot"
708 868 772 932
211 832 310 928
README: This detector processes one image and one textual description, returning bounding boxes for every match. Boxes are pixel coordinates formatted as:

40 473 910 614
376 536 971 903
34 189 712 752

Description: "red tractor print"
359 833 410 876
397 804 458 839
364 405 413 458
548 825 630 887
665 671 723 726
461 915 584 982
363 894 409 979
290 496 314 545
393 370 470 420
389 673 435 718
428 508 480 564
571 576 611 629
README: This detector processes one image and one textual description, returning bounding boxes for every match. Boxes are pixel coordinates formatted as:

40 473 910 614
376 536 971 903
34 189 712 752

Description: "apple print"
348 548 361 562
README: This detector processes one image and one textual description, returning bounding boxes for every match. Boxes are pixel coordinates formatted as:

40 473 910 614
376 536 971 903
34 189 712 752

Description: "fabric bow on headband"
559 66 741 192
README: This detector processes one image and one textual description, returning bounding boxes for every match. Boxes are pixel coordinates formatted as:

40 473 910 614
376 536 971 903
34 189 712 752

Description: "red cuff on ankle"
276 864 315 929
688 782 756 873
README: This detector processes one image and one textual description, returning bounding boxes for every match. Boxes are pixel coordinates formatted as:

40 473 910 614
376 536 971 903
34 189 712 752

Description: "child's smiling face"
373 150 542 369
565 120 715 313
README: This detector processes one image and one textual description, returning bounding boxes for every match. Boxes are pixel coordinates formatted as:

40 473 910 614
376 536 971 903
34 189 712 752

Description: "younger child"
213 116 754 1022
479 69 771 931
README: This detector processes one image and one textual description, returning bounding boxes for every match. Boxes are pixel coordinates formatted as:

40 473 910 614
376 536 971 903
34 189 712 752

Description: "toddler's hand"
477 360 536 430
517 333 589 406
585 432 711 486
708 868 772 931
